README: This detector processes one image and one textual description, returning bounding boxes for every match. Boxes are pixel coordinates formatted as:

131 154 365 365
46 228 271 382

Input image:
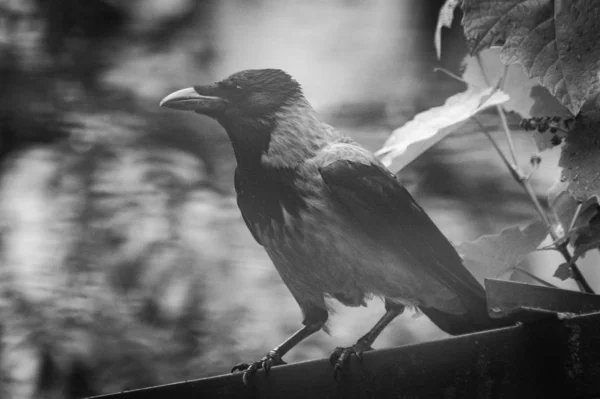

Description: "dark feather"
235 165 307 245
320 160 496 333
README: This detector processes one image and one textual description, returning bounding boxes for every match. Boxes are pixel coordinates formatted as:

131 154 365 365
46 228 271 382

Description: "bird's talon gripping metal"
230 363 249 373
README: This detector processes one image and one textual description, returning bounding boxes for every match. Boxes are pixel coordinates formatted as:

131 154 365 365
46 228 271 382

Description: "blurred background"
0 0 596 397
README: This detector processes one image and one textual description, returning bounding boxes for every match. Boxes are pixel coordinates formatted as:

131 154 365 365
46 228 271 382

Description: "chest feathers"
234 165 309 244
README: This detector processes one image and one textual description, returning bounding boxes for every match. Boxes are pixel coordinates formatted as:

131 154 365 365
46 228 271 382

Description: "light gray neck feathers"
261 102 340 168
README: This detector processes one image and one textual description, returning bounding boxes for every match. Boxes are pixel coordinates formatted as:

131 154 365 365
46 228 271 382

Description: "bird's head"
160 69 325 168
160 69 303 122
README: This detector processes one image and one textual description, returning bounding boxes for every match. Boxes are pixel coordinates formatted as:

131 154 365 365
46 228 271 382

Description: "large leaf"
375 86 509 172
457 221 548 285
462 48 572 152
462 0 600 115
553 262 572 281
559 111 600 202
462 48 571 119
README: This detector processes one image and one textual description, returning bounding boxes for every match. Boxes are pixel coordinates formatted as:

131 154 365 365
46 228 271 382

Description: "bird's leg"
330 300 405 379
232 307 327 384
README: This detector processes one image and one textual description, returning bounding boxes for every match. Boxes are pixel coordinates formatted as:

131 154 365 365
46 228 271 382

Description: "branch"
471 116 594 294
473 54 593 294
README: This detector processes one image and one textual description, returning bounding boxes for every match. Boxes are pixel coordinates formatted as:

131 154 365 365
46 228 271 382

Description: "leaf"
531 129 565 153
462 0 600 115
531 131 559 153
462 49 532 117
457 221 548 285
375 86 509 172
547 179 600 254
548 179 581 236
558 111 600 202
548 179 574 237
553 263 572 281
523 115 573 152
435 0 460 59
462 48 572 152
463 49 571 119
529 85 572 119
463 49 570 152
573 209 600 259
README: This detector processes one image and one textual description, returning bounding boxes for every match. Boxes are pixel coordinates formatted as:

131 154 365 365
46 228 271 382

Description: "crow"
160 69 503 382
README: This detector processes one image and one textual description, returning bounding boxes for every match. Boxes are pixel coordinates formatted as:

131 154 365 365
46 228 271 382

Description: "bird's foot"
231 350 286 385
329 340 373 381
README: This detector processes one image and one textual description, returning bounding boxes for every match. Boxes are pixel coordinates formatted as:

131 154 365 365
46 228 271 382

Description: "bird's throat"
219 116 274 169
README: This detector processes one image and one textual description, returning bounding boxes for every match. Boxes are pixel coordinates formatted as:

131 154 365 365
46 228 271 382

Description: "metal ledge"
90 280 600 398
89 310 600 398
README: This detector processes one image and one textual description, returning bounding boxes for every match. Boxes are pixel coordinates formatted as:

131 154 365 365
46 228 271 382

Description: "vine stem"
475 58 520 167
513 267 559 289
472 117 593 293
433 67 470 86
567 203 584 234
470 56 594 293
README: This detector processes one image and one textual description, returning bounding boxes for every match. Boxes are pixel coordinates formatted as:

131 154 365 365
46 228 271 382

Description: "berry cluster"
520 116 574 146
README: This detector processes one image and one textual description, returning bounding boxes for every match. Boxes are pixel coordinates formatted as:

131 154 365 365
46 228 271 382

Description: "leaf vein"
476 2 523 51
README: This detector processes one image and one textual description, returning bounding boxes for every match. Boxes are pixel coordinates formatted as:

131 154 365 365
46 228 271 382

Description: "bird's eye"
220 82 243 91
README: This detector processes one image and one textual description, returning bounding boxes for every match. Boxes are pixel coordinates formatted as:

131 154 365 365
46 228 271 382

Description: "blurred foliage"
0 1 244 397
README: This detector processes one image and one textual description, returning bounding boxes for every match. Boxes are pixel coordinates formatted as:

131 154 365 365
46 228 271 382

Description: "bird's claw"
231 351 286 385
329 342 373 381
230 363 250 373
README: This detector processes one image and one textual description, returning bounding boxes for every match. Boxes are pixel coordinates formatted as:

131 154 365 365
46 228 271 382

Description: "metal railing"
89 280 600 399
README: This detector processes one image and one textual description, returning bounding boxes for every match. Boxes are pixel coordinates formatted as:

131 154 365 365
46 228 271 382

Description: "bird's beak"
159 86 226 113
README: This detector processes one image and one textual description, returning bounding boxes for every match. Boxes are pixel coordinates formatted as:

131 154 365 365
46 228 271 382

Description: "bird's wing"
319 158 485 307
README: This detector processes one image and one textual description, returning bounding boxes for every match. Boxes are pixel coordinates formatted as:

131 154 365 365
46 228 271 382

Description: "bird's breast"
235 165 373 306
